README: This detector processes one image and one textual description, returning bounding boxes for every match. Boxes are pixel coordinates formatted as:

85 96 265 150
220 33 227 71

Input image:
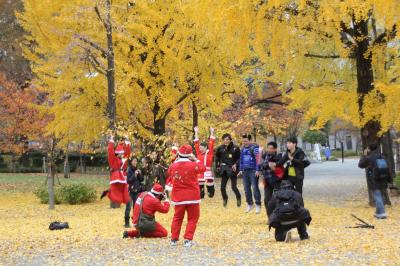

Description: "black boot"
223 199 228 207
124 217 131 228
207 185 215 198
123 231 129 239
297 223 309 240
100 190 109 200
237 198 241 207
200 185 205 199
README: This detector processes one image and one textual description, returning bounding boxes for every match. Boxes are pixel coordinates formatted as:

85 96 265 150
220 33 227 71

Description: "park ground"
0 159 399 265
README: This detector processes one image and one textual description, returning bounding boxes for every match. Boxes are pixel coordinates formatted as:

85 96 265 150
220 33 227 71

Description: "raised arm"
193 127 201 156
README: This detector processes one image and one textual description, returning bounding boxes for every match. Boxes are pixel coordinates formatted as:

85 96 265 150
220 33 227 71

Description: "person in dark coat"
358 143 392 219
274 137 307 194
125 157 145 228
261 141 284 215
215 133 242 208
268 180 311 242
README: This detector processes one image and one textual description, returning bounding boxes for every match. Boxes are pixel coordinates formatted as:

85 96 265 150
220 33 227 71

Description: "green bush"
34 187 62 204
58 184 96 205
328 156 339 161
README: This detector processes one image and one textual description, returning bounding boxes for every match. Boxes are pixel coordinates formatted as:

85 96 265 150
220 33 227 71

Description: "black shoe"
100 190 109 200
123 231 129 239
223 199 228 207
207 185 215 198
300 232 309 240
237 198 241 207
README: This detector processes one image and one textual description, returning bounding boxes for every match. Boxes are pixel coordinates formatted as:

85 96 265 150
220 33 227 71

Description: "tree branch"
74 34 107 58
304 53 341 59
94 5 108 30
136 117 154 132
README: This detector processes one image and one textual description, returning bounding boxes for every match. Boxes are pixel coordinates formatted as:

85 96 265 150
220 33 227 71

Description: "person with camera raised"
123 183 170 239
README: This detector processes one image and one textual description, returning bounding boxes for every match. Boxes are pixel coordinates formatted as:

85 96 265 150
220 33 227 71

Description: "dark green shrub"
58 184 96 204
34 187 62 204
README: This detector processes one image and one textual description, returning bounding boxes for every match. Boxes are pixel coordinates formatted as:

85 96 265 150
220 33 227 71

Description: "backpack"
136 193 156 234
373 155 390 181
275 190 300 220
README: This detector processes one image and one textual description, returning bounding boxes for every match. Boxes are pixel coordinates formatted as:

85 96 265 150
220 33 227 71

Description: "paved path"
303 158 366 203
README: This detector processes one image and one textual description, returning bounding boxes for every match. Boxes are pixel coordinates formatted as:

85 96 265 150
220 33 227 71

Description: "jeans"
373 189 386 215
220 166 241 201
242 169 261 206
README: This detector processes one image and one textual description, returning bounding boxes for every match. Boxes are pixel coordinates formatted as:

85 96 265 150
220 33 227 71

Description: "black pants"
220 167 241 201
200 184 215 198
274 221 308 241
288 177 303 194
264 185 274 215
125 192 139 219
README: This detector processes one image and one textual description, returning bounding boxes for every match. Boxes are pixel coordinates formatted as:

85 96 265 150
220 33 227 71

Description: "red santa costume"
167 145 206 243
194 136 216 196
126 183 170 238
107 138 131 204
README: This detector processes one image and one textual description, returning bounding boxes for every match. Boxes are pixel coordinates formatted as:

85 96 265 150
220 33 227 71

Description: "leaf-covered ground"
0 173 399 265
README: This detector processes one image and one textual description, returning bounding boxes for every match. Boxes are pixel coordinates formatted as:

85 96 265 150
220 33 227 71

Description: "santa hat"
178 144 193 158
150 183 164 195
115 144 125 155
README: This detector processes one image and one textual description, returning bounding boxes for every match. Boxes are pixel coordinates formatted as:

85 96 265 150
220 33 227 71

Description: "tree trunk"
154 117 166 136
47 160 55 210
192 100 198 138
105 0 116 130
47 138 56 210
10 153 17 173
79 153 86 174
63 147 70 178
354 19 381 206
381 131 395 178
396 139 400 172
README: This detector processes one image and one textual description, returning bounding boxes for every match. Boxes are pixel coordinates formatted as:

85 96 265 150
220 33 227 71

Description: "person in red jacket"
123 183 170 238
193 127 216 198
100 135 132 226
167 144 206 247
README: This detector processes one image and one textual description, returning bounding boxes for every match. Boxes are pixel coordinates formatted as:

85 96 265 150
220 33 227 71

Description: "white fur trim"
206 182 215 186
171 200 201 205
175 158 191 163
194 138 199 142
151 188 163 195
109 180 127 184
165 185 173 192
210 136 216 140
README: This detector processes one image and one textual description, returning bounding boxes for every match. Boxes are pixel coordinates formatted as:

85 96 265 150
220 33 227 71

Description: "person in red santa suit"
167 144 206 247
123 183 170 238
100 135 132 226
193 126 216 198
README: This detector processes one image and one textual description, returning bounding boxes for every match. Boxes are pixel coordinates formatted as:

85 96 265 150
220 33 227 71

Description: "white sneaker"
246 204 254 213
374 213 388 219
284 231 292 243
170 240 178 246
183 239 193 247
255 205 261 214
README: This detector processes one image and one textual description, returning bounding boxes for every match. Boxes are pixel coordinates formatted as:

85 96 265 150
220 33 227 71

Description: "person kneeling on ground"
268 180 311 242
123 183 170 238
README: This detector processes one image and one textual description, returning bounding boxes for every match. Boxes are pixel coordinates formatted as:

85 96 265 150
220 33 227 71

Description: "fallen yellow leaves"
0 191 399 265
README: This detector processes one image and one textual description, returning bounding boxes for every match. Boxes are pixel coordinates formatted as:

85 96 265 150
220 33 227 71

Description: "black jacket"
268 188 311 228
127 166 145 194
215 142 241 167
277 147 306 180
358 151 392 190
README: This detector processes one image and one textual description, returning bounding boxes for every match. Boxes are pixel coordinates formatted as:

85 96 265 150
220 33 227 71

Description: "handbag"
136 192 156 234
